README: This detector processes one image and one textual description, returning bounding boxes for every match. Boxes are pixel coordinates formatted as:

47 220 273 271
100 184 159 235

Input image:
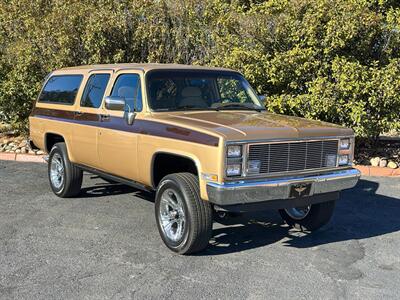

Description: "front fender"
150 149 211 200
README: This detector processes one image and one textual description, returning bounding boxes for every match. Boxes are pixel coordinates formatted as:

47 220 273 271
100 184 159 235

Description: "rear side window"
80 74 110 108
38 75 83 105
110 74 143 112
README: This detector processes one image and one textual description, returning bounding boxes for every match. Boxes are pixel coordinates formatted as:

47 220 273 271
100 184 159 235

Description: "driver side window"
110 74 142 112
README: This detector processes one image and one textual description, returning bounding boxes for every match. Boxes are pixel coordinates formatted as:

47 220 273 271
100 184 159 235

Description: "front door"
97 71 143 180
72 71 112 169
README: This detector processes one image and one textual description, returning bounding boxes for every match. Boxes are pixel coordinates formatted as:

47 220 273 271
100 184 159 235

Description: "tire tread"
176 173 212 253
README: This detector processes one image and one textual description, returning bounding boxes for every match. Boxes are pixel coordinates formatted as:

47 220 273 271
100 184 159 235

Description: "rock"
28 150 35 155
379 158 388 168
20 147 27 154
18 141 27 148
15 149 21 154
370 157 380 167
388 161 398 169
36 150 44 155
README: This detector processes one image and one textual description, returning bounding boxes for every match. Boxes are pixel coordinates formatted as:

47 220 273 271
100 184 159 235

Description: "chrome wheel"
159 188 186 242
50 153 64 190
284 205 311 220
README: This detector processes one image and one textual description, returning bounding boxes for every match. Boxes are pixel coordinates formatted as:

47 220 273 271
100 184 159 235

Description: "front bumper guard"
206 168 361 206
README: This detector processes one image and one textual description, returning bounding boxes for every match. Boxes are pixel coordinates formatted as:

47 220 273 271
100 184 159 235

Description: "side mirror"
104 96 125 111
258 95 266 102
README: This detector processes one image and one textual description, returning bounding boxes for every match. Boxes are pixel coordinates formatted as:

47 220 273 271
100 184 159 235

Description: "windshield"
146 70 264 111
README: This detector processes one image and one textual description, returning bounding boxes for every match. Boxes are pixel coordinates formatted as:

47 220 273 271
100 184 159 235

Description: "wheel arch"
44 132 71 156
151 151 202 189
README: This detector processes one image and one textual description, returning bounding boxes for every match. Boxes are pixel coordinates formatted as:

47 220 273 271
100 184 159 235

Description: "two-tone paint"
29 63 355 201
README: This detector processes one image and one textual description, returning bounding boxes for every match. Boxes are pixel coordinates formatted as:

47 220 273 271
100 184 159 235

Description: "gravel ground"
0 160 399 299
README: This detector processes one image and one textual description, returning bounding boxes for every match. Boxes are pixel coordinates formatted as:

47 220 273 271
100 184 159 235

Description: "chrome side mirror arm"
124 104 136 125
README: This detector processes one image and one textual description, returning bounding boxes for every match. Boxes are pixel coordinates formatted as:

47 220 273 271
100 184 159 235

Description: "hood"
150 111 353 141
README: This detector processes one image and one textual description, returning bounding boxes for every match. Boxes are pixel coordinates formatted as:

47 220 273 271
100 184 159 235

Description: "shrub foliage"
0 0 399 138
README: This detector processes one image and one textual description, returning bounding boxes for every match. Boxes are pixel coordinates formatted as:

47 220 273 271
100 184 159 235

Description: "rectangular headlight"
227 145 242 158
340 138 350 150
338 154 349 165
226 164 242 176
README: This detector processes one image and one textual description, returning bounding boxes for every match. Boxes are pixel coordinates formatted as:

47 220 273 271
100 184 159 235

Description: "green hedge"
1 0 399 138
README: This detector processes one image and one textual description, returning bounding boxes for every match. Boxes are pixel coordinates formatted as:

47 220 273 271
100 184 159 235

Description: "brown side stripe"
31 107 219 147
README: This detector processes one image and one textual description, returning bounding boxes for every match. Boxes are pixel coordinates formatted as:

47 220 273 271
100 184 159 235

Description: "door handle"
100 114 110 121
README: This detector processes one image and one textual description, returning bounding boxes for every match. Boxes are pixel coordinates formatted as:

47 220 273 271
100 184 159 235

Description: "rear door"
72 71 112 168
97 70 143 180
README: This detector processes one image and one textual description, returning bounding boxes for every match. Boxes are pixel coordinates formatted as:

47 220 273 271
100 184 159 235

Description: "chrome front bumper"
206 168 361 206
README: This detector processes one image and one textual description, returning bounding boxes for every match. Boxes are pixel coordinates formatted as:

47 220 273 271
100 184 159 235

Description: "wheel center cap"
170 210 178 219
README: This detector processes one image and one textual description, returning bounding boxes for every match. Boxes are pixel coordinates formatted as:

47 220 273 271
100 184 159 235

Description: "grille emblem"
294 185 307 194
290 183 312 198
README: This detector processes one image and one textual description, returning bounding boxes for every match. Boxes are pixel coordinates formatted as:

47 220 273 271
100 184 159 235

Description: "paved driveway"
1 160 399 299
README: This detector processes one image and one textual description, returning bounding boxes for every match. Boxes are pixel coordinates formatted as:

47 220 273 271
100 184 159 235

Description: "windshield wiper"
214 102 265 112
174 105 217 111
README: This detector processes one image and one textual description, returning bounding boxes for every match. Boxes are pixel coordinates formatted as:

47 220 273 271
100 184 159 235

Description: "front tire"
155 173 213 254
279 200 336 231
48 142 83 198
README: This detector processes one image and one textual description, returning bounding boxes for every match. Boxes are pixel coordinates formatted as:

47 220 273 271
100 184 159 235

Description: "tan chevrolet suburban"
29 63 360 254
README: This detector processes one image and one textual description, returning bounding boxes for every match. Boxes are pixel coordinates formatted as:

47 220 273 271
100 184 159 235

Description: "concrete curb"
1 153 399 176
354 165 400 177
0 152 45 163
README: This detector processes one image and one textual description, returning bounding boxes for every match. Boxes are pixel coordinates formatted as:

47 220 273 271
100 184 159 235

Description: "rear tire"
48 142 82 198
279 200 336 231
155 173 213 254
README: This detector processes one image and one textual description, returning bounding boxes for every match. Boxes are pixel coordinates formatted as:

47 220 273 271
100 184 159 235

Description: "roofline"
55 63 237 74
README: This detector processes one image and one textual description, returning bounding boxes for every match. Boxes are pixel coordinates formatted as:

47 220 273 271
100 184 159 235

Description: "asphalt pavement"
1 160 399 299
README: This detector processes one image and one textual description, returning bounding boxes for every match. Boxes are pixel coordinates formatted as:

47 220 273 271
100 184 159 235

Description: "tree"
0 0 399 139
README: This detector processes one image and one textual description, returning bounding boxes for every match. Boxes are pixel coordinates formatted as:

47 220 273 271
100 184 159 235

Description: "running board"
75 164 154 193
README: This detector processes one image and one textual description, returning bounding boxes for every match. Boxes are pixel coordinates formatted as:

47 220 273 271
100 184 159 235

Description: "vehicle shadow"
79 175 155 201
201 178 400 256
77 176 400 256
79 183 135 198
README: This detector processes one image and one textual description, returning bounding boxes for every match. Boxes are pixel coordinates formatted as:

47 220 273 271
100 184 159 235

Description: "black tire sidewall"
48 142 80 198
48 144 68 196
155 178 193 252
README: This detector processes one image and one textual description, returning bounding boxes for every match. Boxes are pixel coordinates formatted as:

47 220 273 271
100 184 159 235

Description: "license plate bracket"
290 182 312 198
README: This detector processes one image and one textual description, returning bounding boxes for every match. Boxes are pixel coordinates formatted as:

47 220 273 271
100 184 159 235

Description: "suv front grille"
247 140 339 174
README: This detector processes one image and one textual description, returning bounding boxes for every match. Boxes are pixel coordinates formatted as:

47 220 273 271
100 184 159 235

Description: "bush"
211 0 400 140
0 0 399 139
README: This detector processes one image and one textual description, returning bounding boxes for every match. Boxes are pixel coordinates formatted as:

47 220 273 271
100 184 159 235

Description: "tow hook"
213 205 242 219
